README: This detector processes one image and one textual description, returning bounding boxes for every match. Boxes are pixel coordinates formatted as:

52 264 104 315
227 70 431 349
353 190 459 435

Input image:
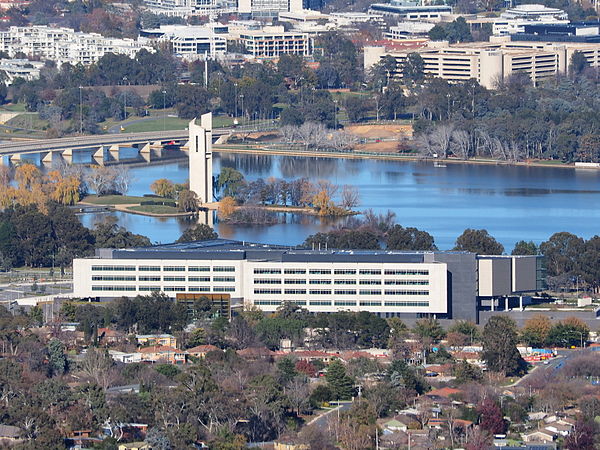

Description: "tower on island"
188 113 213 203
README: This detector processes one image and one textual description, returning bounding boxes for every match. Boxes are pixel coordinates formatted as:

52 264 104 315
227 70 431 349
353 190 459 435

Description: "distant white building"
368 0 452 22
0 26 152 65
385 22 435 39
500 4 568 21
238 0 303 18
239 25 313 58
0 59 44 83
142 25 227 59
143 0 236 19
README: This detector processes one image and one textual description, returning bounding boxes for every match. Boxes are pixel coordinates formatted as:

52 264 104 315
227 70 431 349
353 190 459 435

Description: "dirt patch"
346 124 413 139
355 141 403 153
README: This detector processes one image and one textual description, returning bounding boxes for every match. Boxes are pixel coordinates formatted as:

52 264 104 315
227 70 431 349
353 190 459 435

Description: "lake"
77 153 600 251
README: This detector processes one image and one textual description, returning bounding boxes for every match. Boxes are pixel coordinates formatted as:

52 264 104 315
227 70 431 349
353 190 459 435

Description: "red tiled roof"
187 345 220 354
425 387 462 398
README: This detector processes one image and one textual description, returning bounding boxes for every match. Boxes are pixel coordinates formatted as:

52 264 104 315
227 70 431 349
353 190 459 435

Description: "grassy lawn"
5 113 48 131
81 195 146 205
0 103 26 112
123 117 189 133
128 204 180 214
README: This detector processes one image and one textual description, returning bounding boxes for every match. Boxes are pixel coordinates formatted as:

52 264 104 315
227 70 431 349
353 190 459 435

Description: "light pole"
239 94 244 127
234 82 238 117
78 86 83 135
122 76 128 121
162 90 167 131
333 99 338 129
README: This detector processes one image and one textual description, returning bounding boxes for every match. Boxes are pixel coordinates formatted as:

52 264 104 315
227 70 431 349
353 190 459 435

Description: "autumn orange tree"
218 196 237 219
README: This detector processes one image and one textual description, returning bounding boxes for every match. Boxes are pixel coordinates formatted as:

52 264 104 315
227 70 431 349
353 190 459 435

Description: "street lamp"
122 76 128 121
239 94 244 127
162 90 167 131
78 86 83 135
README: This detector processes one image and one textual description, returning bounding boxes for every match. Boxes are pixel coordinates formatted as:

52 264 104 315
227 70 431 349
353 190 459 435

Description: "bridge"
0 129 230 164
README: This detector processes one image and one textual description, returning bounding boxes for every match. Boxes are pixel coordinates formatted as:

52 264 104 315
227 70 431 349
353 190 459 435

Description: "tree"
570 51 589 77
345 96 371 123
218 196 237 219
413 317 445 341
175 84 210 119
402 53 425 84
217 167 245 198
564 419 596 450
540 232 585 277
276 358 297 385
326 360 355 400
454 360 483 383
477 398 506 434
428 24 447 41
482 315 527 376
521 314 552 347
176 224 218 243
178 190 199 212
93 220 151 249
547 318 589 347
47 338 68 376
340 185 359 210
448 320 480 344
150 178 176 198
512 240 538 255
386 224 436 251
454 229 504 255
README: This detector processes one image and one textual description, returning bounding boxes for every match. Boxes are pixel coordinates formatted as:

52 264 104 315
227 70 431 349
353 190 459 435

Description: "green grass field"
128 204 180 214
0 103 27 112
81 195 147 205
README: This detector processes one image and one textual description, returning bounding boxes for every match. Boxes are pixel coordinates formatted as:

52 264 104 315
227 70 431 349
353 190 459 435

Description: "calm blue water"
77 152 600 251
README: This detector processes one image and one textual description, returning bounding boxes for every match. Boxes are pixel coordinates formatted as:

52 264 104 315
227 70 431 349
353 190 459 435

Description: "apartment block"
239 26 313 58
0 26 151 66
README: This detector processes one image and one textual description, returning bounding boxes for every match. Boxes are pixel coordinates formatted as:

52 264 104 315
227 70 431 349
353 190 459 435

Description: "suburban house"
522 429 557 443
136 334 177 348
138 345 186 364
187 344 221 358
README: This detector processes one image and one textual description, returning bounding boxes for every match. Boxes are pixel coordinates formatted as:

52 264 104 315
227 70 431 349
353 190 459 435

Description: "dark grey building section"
427 252 478 322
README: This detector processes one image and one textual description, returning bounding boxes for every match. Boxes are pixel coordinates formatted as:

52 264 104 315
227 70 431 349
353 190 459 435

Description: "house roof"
424 387 462 398
187 344 220 354
139 345 182 354
0 424 21 438
98 328 124 337
237 347 275 358
291 350 336 358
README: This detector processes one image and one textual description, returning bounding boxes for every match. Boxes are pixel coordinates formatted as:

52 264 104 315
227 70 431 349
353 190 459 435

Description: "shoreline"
214 144 584 170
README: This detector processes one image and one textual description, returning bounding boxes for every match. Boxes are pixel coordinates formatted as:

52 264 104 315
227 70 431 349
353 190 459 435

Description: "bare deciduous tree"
340 185 360 209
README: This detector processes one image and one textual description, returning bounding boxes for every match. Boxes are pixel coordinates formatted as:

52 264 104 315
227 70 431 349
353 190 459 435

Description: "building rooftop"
97 239 474 263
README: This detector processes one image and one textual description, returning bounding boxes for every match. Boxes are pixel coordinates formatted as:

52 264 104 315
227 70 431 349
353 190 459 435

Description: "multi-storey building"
238 0 302 18
368 0 452 22
364 38 600 88
239 26 313 58
0 26 151 66
72 239 542 323
143 0 236 18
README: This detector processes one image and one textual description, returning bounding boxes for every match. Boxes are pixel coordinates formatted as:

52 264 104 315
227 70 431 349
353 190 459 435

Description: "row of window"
92 265 235 272
92 266 429 276
252 268 430 276
91 286 235 293
93 276 235 282
252 300 430 307
253 289 429 296
253 279 430 286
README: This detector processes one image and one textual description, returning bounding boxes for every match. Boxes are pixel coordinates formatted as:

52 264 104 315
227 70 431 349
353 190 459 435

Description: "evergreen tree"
326 360 355 400
482 316 527 376
47 338 68 376
277 357 297 385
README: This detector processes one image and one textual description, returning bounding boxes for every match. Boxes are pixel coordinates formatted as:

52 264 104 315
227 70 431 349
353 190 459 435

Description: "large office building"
364 38 600 88
72 239 542 323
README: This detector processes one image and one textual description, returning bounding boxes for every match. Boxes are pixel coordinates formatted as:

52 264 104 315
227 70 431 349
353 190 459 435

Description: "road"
0 280 72 302
511 349 580 387
307 401 353 430
0 129 228 156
